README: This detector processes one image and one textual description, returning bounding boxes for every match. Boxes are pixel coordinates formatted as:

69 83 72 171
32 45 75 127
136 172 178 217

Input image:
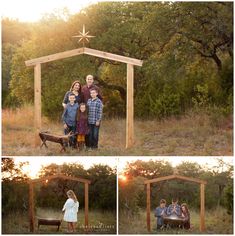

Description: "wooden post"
29 183 35 232
85 183 89 230
200 183 205 232
146 183 151 232
34 63 41 146
126 64 134 148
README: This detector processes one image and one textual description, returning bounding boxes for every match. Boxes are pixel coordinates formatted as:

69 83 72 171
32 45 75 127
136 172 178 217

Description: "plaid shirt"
167 204 181 216
87 97 103 124
81 84 102 103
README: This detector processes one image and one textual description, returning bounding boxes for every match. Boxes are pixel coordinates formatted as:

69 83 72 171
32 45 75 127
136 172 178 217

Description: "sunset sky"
14 156 117 179
1 0 100 22
118 156 233 174
12 156 233 179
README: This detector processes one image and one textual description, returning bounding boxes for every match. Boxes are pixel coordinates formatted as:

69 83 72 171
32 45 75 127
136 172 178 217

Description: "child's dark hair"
181 203 189 214
160 199 166 204
90 88 98 93
172 198 178 203
77 103 88 121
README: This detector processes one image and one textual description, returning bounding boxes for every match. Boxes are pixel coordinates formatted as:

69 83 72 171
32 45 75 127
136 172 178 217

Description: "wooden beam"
84 48 143 66
144 174 207 185
25 47 143 67
34 63 41 147
126 64 134 148
85 183 89 230
29 183 35 232
146 183 151 232
200 183 205 232
25 48 85 66
29 174 91 184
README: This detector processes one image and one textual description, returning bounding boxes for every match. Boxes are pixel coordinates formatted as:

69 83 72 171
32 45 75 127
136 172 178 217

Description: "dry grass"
2 106 233 156
2 207 116 234
119 207 233 234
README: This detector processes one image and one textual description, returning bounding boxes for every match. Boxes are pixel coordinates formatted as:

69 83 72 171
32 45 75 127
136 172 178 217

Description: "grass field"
2 208 116 234
119 208 233 234
2 106 233 156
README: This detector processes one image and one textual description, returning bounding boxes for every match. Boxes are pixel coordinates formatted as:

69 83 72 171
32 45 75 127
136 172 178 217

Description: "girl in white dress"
62 190 79 232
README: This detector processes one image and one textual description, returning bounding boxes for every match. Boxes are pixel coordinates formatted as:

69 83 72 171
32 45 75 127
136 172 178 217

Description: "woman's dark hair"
70 80 82 94
77 103 88 121
181 203 189 214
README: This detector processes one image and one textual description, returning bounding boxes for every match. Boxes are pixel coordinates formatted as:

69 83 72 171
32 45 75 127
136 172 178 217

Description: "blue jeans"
88 124 100 148
64 124 76 147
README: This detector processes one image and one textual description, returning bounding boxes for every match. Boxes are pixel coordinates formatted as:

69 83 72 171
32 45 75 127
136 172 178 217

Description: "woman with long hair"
62 80 83 108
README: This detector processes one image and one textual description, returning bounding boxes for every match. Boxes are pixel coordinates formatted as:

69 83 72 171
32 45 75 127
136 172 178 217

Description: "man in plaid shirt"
87 88 103 149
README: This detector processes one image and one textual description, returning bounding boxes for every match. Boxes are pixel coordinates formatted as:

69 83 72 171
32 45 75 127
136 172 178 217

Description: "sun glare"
14 157 116 179
2 0 99 22
119 175 127 182
20 163 41 179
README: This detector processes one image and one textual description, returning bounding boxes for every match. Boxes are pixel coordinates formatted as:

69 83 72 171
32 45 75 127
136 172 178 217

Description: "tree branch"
94 76 126 101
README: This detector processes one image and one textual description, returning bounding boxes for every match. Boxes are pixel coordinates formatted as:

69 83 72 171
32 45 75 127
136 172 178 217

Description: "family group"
62 74 103 150
155 198 190 230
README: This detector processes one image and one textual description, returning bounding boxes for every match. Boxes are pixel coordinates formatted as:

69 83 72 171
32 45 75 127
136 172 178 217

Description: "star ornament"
72 25 95 47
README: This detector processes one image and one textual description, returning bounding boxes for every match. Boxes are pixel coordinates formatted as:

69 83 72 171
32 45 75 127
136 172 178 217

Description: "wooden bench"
39 131 76 152
37 218 62 231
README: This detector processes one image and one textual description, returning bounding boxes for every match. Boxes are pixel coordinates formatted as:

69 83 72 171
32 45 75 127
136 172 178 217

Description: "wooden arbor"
25 47 143 148
28 174 91 232
144 174 207 232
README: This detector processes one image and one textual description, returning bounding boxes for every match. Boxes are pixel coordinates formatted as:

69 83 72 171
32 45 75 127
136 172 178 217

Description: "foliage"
223 183 233 215
119 176 146 215
2 160 116 216
1 2 233 119
119 159 233 211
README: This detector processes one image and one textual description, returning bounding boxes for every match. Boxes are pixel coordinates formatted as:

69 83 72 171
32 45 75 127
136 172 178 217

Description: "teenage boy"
155 199 167 229
62 93 79 147
87 88 103 149
167 198 181 216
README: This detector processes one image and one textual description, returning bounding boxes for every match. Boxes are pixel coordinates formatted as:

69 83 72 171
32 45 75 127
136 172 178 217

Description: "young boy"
154 199 167 230
87 88 103 149
62 93 79 147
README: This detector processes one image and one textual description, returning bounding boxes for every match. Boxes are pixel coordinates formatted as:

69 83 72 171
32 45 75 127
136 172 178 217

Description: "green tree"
4 2 233 119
